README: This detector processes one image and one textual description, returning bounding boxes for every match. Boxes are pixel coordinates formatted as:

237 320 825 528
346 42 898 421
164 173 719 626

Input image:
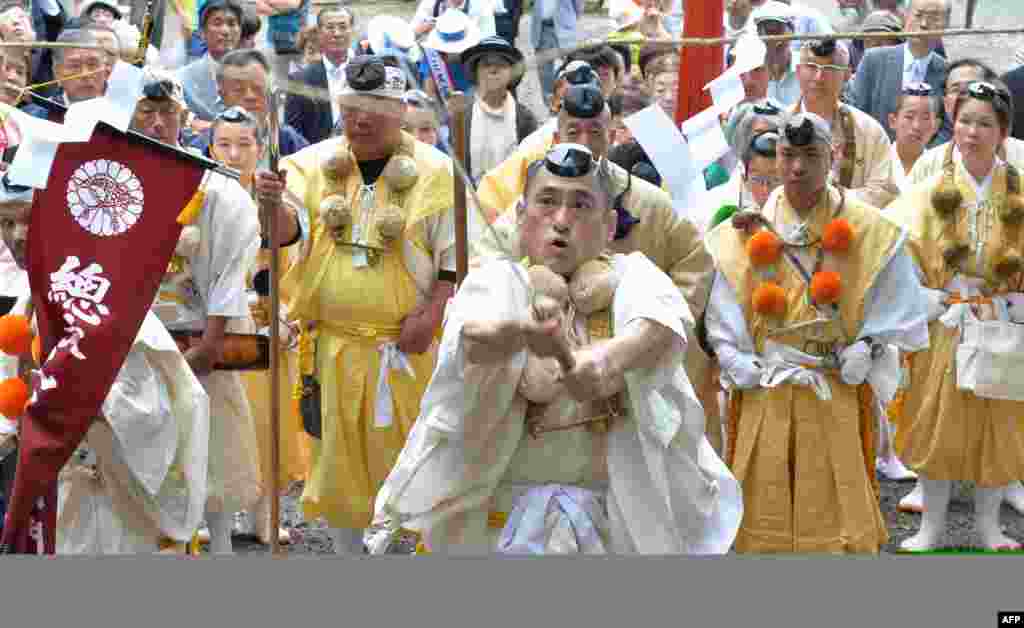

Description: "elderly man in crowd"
188 49 309 160
367 143 742 556
704 111 929 553
48 28 110 107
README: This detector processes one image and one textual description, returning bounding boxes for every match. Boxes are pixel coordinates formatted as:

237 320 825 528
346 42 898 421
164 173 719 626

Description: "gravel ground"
221 1 1024 556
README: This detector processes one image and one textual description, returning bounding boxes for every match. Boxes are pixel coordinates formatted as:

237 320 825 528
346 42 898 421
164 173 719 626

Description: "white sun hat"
423 8 481 55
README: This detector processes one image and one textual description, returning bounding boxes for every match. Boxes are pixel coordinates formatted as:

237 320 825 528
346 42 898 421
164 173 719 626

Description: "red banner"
0 122 207 554
675 0 725 126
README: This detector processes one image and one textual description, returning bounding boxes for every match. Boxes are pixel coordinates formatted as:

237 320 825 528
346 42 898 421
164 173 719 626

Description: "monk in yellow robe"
258 56 456 554
885 79 1024 551
704 112 929 553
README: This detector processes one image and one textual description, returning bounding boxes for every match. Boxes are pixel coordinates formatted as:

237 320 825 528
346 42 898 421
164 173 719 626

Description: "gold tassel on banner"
177 188 205 226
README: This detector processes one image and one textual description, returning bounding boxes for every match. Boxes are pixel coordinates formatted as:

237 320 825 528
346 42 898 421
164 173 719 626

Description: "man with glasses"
285 6 355 146
849 0 951 147
742 131 782 210
794 39 899 209
188 49 309 161
476 83 722 454
134 73 266 555
703 111 929 554
368 143 741 556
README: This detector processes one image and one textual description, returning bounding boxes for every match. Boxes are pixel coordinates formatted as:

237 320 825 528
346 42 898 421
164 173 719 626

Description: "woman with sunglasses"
886 80 1024 552
207 106 311 547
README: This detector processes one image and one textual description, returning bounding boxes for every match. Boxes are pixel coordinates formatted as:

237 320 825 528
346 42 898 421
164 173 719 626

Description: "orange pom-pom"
810 271 842 304
0 314 32 356
0 376 30 419
746 230 783 266
823 218 854 253
752 282 787 316
32 335 41 364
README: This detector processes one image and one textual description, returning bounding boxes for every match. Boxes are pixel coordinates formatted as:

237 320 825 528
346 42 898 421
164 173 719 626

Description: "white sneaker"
898 482 924 513
877 456 918 481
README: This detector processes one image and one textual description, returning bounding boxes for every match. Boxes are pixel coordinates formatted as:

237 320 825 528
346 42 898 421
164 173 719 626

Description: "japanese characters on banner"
0 122 207 554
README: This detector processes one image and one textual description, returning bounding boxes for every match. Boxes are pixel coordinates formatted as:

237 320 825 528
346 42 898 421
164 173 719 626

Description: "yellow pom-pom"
930 182 962 218
0 314 32 356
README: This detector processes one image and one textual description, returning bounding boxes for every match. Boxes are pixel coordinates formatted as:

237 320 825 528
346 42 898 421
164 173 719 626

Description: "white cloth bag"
956 318 1024 401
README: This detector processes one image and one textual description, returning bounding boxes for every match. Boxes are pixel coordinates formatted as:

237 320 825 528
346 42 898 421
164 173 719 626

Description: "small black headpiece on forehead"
808 37 837 59
544 143 596 178
345 55 387 92
784 114 816 147
562 84 605 119
560 61 600 88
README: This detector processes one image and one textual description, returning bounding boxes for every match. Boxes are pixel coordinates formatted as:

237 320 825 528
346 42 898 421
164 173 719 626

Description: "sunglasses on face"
1 172 30 195
749 130 779 157
753 101 781 116
545 144 595 178
902 81 934 97
216 105 257 124
966 81 1009 105
142 80 181 101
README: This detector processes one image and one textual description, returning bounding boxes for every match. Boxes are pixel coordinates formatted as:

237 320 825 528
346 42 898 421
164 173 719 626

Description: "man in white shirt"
751 4 801 107
284 6 355 145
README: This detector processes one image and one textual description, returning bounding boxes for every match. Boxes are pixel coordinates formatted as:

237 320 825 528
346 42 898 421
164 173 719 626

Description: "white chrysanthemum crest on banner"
67 159 145 237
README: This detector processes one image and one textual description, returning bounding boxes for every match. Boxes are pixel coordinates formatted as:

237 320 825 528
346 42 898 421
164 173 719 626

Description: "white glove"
922 288 948 322
839 340 872 386
716 344 763 390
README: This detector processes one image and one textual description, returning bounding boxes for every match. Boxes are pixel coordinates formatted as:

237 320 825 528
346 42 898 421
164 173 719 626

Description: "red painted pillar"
674 0 725 126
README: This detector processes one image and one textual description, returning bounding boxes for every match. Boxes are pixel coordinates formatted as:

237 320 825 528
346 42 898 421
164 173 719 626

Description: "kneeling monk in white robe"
367 144 742 555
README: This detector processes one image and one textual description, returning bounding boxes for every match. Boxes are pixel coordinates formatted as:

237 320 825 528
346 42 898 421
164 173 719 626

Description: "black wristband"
437 269 457 282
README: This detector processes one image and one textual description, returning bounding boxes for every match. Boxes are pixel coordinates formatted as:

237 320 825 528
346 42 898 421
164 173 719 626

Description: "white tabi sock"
327 527 365 555
900 477 951 552
206 511 235 555
975 486 1023 551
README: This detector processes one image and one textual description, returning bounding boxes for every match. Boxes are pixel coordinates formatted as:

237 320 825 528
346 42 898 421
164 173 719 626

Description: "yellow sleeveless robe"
705 187 901 553
885 165 1024 487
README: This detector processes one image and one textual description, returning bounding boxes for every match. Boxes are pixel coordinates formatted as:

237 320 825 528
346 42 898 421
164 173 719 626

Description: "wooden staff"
450 91 469 287
265 86 287 556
